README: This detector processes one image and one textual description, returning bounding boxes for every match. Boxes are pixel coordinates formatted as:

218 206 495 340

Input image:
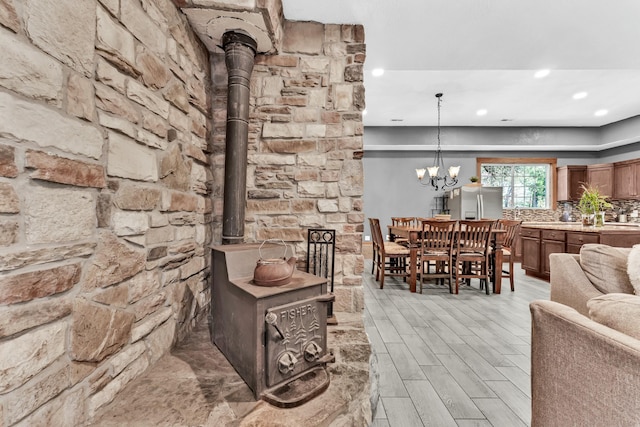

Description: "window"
477 158 557 209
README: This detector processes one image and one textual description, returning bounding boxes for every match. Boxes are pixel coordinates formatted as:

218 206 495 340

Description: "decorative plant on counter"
577 183 612 226
468 176 481 186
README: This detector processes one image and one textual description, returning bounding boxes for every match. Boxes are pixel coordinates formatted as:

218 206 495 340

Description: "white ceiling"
281 0 640 127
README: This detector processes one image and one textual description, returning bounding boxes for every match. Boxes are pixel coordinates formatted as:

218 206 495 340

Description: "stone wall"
0 0 367 423
210 21 366 312
0 0 212 425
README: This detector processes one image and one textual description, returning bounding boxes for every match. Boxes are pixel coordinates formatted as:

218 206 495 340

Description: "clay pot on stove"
253 240 297 287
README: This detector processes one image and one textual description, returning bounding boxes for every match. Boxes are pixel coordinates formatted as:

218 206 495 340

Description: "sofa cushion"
587 293 640 341
579 244 633 295
628 244 640 294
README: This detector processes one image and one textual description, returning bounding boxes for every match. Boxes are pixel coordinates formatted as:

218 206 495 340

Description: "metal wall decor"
306 229 336 320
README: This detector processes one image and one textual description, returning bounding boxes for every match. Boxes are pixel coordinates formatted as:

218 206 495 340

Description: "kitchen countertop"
522 222 640 232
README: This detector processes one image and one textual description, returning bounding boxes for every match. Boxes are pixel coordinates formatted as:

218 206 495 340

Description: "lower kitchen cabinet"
566 232 599 254
520 225 640 280
521 228 540 273
541 229 565 276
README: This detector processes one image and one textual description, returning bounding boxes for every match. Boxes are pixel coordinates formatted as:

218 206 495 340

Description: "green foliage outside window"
481 164 549 208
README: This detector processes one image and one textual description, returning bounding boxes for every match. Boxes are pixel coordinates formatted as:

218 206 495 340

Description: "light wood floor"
364 260 550 427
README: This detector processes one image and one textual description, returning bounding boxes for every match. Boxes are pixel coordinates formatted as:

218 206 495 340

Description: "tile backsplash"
501 199 640 223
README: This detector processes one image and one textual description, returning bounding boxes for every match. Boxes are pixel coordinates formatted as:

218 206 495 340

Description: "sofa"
530 244 640 427
548 245 634 316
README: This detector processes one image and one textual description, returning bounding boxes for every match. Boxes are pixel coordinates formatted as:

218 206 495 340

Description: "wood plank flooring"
364 261 550 427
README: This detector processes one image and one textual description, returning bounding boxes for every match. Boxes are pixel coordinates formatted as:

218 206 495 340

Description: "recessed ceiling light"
476 109 488 116
594 109 608 117
362 109 367 115
573 91 588 100
534 69 550 79
371 68 384 77
500 118 514 122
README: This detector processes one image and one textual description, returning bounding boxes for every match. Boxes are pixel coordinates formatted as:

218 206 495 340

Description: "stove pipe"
221 31 257 245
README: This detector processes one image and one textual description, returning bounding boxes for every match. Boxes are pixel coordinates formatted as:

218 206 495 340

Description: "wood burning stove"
211 243 334 407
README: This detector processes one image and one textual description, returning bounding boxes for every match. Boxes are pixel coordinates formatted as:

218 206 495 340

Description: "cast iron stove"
211 243 334 407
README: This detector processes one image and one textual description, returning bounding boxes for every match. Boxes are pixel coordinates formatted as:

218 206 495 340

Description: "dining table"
388 224 506 294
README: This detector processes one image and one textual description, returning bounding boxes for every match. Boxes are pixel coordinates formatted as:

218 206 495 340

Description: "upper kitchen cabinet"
587 163 614 197
557 165 587 201
613 158 640 199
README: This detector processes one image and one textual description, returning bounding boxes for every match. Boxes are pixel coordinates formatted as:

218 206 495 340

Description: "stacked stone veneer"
210 20 366 312
0 0 367 423
0 0 212 424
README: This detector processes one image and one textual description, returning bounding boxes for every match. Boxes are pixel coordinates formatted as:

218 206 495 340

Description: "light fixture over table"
416 93 460 191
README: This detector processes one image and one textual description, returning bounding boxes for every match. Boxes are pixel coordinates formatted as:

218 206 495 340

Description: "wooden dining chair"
390 217 416 245
495 219 522 291
453 220 494 294
368 217 378 275
418 219 457 293
370 218 410 289
434 214 452 221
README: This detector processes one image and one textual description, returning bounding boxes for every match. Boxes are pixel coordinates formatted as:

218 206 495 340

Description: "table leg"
493 249 502 294
491 232 504 294
409 245 417 293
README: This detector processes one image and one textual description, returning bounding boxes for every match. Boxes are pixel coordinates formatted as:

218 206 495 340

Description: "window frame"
476 157 557 209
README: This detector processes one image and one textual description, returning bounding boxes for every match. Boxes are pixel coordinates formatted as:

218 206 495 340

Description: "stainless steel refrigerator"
447 185 504 220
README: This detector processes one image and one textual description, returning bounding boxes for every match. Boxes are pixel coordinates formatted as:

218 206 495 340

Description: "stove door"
264 295 331 387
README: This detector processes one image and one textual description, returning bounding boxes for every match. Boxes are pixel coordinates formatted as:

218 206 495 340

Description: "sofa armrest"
530 300 640 427
549 253 602 316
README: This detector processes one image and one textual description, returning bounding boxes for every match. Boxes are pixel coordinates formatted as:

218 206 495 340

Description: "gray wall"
601 116 640 147
364 126 600 149
599 141 640 163
363 124 640 240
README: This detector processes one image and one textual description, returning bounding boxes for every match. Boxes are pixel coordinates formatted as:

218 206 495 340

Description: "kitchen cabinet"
520 224 640 280
522 228 565 277
556 157 640 201
566 231 599 254
520 228 541 274
541 229 565 276
557 165 587 201
613 158 640 199
586 163 614 196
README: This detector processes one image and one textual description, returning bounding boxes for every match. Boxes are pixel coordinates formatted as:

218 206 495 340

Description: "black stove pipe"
221 31 257 245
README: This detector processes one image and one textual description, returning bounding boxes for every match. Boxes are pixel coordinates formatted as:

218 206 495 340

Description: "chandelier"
416 93 460 191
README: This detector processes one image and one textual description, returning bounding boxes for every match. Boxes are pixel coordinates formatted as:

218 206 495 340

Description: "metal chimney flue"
221 31 257 245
